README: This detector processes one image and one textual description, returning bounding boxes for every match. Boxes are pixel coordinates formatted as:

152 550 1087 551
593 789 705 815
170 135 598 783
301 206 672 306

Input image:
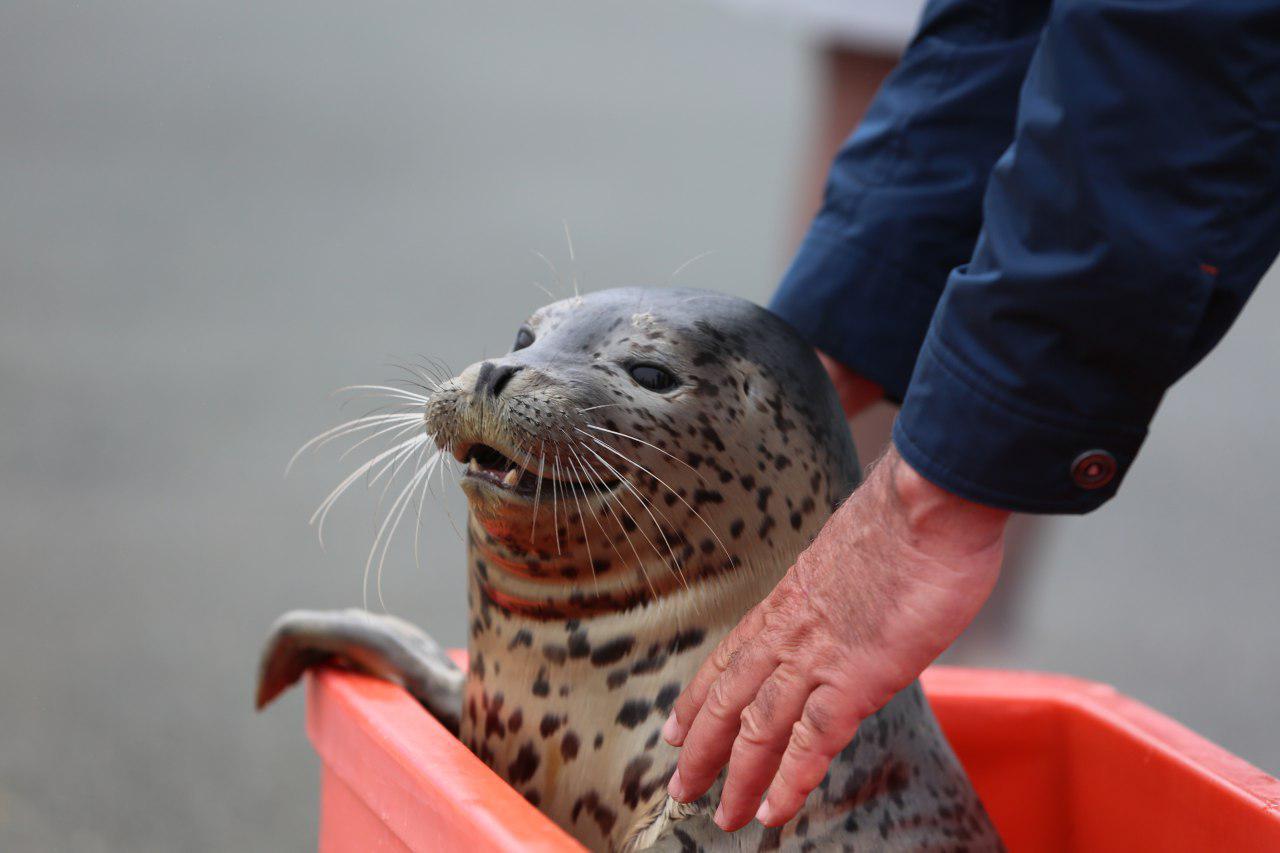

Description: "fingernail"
661 711 682 745
755 800 776 826
667 768 686 801
713 802 727 829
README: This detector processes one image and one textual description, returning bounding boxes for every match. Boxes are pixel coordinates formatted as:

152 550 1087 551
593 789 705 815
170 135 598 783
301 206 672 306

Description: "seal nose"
474 362 522 399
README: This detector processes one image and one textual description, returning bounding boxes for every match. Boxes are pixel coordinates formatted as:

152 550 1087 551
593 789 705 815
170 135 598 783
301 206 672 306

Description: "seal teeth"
502 468 520 487
469 459 481 473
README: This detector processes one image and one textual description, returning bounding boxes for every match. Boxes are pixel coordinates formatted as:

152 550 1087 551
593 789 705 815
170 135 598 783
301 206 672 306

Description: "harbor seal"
257 287 1001 851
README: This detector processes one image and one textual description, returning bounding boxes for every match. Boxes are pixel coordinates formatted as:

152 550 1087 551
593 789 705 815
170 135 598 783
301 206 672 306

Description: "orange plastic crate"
304 661 1280 852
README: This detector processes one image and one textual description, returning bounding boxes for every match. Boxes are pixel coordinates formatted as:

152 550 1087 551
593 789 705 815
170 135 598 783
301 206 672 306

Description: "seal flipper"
255 608 464 733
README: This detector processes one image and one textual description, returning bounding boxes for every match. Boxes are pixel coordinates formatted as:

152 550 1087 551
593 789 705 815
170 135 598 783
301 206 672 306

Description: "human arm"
671 0 1280 831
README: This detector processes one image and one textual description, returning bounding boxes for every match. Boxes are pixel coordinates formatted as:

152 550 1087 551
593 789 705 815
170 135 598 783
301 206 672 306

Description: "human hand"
661 443 1010 830
816 349 883 418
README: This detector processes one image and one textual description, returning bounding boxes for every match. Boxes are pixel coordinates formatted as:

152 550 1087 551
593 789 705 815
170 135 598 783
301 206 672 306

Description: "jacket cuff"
893 332 1147 514
769 223 944 403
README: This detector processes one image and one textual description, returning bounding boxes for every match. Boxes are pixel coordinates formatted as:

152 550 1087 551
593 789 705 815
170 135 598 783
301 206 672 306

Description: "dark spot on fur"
561 731 580 761
568 630 591 658
590 635 636 666
620 755 654 808
484 692 505 739
507 742 540 785
655 682 681 714
532 667 550 697
668 628 706 654
617 699 652 728
540 714 562 738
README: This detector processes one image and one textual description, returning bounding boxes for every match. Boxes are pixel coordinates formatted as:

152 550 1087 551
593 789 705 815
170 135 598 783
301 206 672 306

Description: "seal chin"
456 441 621 504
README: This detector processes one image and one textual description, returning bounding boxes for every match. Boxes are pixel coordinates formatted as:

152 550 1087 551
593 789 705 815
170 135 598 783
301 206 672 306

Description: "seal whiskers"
259 286 1002 852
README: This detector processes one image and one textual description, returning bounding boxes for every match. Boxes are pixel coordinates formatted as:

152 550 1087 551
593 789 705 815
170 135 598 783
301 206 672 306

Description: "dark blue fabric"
771 0 1280 513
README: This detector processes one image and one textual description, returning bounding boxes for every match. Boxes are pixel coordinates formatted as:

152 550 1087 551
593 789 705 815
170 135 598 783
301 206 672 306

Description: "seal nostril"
474 362 522 399
491 365 520 398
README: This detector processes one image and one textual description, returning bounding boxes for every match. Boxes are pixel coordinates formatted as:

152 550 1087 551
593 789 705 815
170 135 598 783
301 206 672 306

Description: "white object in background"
712 0 926 54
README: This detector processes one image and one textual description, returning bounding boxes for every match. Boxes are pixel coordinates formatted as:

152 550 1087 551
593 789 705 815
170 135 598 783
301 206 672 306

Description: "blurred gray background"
1 2 1276 851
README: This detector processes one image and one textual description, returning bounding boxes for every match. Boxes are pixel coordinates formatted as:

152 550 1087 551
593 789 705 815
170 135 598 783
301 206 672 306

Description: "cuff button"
1071 450 1116 490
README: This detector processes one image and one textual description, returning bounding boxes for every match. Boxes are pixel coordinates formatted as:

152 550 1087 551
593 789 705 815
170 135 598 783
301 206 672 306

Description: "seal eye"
629 364 678 393
512 327 535 352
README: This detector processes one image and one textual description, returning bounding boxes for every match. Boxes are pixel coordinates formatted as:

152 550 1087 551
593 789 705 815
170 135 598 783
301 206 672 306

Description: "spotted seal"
257 287 1001 851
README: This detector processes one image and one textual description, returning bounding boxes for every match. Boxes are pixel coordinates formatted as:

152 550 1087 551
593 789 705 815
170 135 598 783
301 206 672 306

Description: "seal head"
426 287 859 620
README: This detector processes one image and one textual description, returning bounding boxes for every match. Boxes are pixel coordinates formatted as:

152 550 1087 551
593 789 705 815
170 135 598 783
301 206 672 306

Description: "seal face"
259 286 1001 852
426 287 858 624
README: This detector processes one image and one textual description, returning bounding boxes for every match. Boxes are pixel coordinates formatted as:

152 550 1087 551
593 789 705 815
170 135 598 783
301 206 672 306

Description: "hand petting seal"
258 287 1002 851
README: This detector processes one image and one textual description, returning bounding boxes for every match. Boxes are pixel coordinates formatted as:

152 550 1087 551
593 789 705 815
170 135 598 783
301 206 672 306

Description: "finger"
663 603 765 747
668 640 776 802
712 667 813 831
756 684 861 827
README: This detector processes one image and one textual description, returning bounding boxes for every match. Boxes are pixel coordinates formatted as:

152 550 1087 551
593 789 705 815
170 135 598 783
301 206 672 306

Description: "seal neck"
466 514 691 621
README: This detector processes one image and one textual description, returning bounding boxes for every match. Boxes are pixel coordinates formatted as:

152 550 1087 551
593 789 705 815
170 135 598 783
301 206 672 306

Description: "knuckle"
712 641 739 672
788 720 817 756
758 600 792 634
802 698 834 737
736 705 774 746
704 680 736 720
754 677 780 718
789 719 832 761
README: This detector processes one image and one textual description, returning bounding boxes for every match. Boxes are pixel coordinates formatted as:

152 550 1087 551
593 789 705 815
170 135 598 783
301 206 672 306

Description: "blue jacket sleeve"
771 0 1052 403
893 0 1280 513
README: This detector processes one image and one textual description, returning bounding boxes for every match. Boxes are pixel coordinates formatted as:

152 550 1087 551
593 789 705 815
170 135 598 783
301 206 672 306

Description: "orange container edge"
304 660 1280 852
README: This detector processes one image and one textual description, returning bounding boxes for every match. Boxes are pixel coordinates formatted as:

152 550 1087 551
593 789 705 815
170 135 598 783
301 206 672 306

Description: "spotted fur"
260 288 1001 852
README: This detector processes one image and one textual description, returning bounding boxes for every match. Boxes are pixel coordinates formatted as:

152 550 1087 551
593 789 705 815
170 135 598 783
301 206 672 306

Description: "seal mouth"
459 442 620 498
